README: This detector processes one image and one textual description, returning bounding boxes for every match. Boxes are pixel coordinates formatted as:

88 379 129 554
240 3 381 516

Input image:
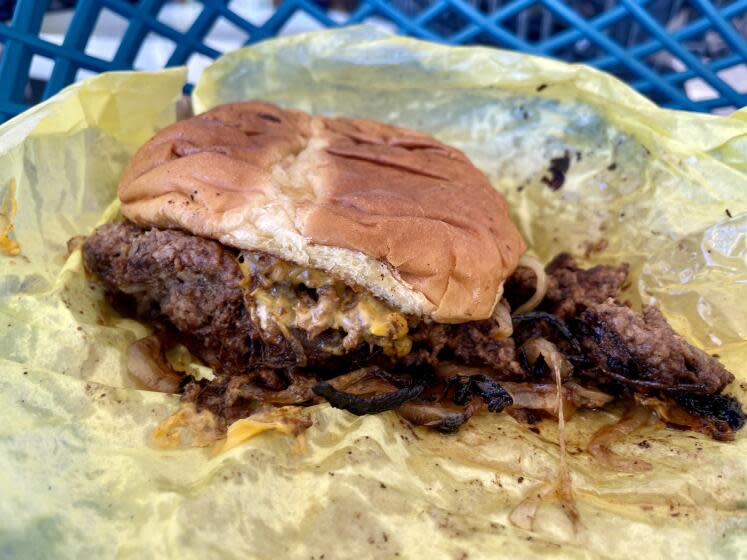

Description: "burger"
82 101 745 447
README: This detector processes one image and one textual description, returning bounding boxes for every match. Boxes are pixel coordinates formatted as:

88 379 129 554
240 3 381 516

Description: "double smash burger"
83 101 745 450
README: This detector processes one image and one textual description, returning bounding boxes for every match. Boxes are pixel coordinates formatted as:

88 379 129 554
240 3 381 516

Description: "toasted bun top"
119 101 525 323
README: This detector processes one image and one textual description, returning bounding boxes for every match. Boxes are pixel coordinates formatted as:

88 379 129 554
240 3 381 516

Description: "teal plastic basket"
0 0 745 122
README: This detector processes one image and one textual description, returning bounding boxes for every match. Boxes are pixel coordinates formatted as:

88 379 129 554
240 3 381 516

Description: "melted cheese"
150 403 223 449
216 406 311 454
239 252 413 357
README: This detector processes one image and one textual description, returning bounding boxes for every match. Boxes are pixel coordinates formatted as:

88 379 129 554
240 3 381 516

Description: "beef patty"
82 221 744 438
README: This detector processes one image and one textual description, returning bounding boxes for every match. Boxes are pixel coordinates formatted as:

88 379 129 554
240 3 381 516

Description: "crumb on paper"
584 238 609 258
0 179 20 256
541 151 570 191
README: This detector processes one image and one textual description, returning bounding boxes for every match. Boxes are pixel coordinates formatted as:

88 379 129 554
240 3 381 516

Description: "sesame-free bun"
118 101 525 323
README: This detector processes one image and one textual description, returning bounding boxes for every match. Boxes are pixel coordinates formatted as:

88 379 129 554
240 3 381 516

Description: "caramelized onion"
638 394 745 442
490 299 513 340
433 377 613 418
503 383 566 416
521 337 573 379
328 366 395 394
512 311 581 353
397 402 472 433
510 336 580 532
314 382 424 415
126 335 183 393
434 362 487 382
587 404 653 472
549 338 577 530
313 367 425 415
563 381 614 409
225 374 318 406
513 255 548 314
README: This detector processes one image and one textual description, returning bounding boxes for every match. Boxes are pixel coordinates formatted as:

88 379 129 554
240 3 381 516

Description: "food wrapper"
2 26 746 558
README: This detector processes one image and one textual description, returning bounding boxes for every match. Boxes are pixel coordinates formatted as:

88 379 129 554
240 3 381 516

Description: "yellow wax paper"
2 26 747 559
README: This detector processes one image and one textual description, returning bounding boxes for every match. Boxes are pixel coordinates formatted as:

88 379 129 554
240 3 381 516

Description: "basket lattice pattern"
0 0 745 122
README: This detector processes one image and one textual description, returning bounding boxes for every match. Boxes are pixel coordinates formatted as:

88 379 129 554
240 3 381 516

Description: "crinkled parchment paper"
2 26 746 559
